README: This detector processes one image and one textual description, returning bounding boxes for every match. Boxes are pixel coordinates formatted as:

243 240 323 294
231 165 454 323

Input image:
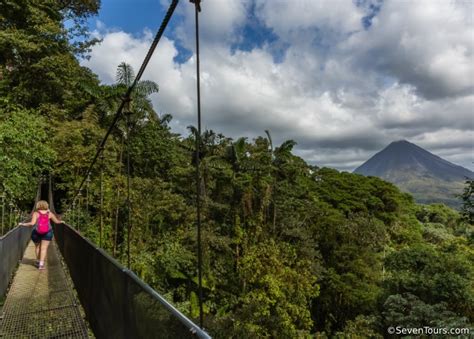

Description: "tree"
0 0 100 110
459 178 474 224
383 293 470 329
230 240 319 338
383 242 473 323
0 103 55 201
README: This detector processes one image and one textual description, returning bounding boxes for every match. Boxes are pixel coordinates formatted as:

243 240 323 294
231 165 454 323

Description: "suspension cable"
72 201 75 226
48 174 56 214
99 150 104 248
77 191 81 231
113 135 124 257
191 0 204 329
31 178 42 215
125 109 132 269
65 0 180 214
86 175 90 214
1 192 4 235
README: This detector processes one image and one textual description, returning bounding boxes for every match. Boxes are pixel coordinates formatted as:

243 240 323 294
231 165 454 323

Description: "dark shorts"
31 228 54 243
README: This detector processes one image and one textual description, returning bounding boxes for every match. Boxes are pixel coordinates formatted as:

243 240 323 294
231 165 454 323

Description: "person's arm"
50 212 63 224
19 212 38 227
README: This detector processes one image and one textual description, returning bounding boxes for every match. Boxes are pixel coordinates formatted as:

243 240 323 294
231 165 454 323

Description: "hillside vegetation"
1 1 473 337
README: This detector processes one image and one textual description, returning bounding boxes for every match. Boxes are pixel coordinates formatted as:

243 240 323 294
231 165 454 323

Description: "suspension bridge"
0 1 210 337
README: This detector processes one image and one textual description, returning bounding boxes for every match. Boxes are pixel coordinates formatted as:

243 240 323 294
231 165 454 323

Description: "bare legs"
34 242 40 260
34 240 51 267
39 240 50 263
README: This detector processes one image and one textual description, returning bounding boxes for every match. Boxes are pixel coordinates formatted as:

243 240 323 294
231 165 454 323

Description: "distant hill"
353 140 473 207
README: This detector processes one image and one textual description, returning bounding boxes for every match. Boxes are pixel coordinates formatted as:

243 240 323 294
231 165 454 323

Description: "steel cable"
191 0 204 329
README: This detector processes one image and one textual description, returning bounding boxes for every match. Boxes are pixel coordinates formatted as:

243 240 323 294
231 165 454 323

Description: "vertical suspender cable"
125 110 132 269
86 175 90 215
72 201 76 227
191 0 204 328
9 202 13 227
114 136 124 257
48 174 55 213
113 135 125 256
32 178 42 214
77 192 81 231
1 192 4 235
100 151 104 248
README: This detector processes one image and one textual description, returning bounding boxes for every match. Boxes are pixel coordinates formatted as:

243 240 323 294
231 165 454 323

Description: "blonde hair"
36 200 49 211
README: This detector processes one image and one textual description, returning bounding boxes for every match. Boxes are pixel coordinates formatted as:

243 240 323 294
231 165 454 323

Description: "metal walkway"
0 241 89 338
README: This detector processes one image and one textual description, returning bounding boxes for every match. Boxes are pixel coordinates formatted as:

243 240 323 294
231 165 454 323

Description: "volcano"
354 140 473 207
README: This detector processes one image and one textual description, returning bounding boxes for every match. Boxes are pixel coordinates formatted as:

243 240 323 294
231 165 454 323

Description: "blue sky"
87 0 164 35
83 0 474 171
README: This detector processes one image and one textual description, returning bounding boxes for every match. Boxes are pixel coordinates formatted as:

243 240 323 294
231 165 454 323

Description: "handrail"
0 225 31 297
54 223 211 339
0 224 22 240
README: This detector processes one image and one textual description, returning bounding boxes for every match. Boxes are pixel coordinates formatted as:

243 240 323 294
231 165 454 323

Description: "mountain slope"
354 140 473 206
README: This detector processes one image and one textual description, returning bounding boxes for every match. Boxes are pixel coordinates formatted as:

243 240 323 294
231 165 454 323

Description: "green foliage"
383 236 473 327
233 240 318 337
416 203 460 228
334 315 382 339
383 293 470 329
0 103 55 200
0 0 99 110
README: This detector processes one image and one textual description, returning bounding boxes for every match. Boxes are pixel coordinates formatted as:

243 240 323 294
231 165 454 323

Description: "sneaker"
38 261 45 270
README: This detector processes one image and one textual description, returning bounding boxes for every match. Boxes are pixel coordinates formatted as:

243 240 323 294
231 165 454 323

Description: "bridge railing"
54 223 211 339
0 226 31 297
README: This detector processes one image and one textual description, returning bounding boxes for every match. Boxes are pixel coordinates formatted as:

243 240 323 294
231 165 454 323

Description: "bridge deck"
0 241 89 338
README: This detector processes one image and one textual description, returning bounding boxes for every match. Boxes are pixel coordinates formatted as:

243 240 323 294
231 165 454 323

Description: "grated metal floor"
0 241 89 338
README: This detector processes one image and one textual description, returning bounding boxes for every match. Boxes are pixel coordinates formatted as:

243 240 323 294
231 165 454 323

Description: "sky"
81 0 474 171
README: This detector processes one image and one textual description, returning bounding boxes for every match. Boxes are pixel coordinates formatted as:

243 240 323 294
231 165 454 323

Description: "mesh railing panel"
0 226 31 297
54 223 211 339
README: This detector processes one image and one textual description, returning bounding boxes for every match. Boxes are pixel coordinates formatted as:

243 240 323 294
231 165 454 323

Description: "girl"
20 200 62 269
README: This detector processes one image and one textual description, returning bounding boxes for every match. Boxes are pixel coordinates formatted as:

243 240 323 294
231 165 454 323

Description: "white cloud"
174 0 251 48
254 0 365 37
413 129 474 169
344 0 474 99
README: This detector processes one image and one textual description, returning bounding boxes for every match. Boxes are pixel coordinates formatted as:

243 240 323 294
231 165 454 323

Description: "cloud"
174 0 251 48
254 0 365 39
82 0 474 172
374 85 474 131
344 0 474 99
413 129 474 169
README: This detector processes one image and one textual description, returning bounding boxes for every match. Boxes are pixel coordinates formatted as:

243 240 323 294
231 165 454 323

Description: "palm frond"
116 62 135 86
265 129 273 152
134 80 159 97
159 114 173 126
